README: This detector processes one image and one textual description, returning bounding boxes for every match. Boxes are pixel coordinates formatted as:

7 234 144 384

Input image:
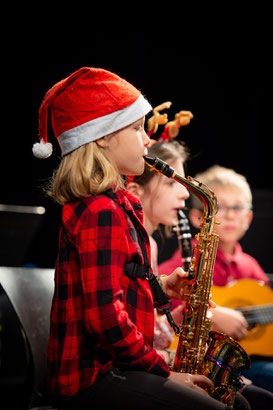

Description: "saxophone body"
144 156 251 408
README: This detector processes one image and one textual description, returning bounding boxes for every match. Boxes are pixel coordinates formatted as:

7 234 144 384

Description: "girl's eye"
166 180 175 186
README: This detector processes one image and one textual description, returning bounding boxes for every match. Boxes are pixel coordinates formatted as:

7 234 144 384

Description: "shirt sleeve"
76 205 170 377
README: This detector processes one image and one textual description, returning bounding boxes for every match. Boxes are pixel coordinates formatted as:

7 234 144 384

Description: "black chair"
0 204 46 268
0 267 56 409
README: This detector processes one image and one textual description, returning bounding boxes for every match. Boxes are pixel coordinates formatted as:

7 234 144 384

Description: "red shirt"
158 242 269 288
212 242 269 286
47 189 169 399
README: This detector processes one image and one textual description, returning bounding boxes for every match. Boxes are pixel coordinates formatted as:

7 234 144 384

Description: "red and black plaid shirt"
47 188 170 399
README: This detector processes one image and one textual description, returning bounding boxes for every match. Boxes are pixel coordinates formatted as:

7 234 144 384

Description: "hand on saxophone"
168 371 214 396
159 267 189 299
159 268 216 308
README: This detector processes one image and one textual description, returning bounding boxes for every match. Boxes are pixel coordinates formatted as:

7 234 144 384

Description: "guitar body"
211 279 273 357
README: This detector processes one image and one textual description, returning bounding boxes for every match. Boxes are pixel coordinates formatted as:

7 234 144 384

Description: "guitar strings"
236 304 273 325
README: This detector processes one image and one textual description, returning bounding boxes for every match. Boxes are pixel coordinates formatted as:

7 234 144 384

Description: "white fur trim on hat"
58 94 152 155
32 140 53 158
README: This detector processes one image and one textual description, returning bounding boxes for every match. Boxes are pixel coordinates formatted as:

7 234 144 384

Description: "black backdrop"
1 33 272 271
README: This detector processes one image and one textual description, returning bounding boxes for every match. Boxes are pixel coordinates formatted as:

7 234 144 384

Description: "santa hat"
33 67 152 158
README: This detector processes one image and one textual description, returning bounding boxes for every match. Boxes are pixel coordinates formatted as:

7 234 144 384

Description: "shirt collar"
217 242 243 265
104 188 143 214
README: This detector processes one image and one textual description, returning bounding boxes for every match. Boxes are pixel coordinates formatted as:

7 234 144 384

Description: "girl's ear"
127 182 145 200
95 137 107 148
188 208 203 229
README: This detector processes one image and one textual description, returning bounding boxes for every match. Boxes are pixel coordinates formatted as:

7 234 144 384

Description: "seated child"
158 165 273 392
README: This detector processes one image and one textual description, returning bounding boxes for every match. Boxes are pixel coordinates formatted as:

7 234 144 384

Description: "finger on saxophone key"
159 267 189 300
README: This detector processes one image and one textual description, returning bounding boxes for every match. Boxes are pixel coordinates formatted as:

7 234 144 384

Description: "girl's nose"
143 130 151 148
177 183 190 200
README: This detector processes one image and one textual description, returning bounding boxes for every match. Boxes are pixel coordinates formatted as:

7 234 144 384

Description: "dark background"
1 33 272 272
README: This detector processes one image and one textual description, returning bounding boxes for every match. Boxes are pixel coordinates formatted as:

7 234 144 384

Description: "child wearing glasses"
187 165 269 287
158 165 273 393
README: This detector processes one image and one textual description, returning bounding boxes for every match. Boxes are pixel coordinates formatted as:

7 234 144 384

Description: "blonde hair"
191 165 252 209
48 141 124 205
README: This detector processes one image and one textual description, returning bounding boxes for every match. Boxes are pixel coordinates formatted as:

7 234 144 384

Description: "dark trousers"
57 368 258 410
241 383 273 410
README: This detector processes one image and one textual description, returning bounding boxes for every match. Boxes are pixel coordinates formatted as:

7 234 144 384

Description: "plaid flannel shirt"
47 188 170 399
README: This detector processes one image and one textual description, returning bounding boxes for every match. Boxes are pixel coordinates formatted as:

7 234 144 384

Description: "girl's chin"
162 217 177 227
126 165 145 176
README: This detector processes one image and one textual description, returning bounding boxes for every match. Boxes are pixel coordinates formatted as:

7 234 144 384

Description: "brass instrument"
144 156 251 408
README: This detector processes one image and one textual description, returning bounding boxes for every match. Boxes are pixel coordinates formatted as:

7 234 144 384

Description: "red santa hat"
33 67 152 158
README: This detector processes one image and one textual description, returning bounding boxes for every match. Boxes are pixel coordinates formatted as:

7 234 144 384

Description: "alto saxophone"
144 156 251 408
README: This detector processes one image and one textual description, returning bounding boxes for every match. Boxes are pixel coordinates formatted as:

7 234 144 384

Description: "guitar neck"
236 304 273 326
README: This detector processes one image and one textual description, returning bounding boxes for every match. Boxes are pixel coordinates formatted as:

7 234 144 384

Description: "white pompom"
32 140 53 159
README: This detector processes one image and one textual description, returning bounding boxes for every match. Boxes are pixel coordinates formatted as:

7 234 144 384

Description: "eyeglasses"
217 204 251 215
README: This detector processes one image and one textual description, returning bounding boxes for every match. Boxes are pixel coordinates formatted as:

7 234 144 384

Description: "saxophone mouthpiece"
143 155 154 166
144 156 174 178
